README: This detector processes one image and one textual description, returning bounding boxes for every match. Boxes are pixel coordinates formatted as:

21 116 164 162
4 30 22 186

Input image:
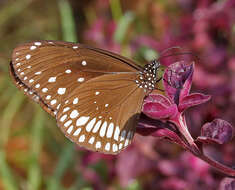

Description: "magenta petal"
197 119 234 145
163 61 194 104
178 93 211 112
179 63 194 100
144 93 172 105
143 102 178 119
219 177 235 190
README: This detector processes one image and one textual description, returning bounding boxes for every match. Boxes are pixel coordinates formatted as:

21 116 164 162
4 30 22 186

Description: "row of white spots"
69 115 130 142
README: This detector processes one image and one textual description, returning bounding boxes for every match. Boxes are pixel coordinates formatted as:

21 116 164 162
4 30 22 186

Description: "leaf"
178 93 211 112
197 119 234 145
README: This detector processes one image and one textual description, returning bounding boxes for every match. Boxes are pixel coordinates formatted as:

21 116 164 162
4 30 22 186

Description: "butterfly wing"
56 73 146 154
10 40 141 116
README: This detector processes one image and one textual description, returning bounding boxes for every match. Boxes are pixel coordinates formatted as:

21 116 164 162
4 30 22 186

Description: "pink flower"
137 60 235 177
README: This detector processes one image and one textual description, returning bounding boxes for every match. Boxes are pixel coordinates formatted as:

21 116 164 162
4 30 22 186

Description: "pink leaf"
178 93 211 112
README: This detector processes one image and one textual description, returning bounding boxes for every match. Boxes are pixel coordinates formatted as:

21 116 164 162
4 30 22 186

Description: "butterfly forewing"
10 40 140 116
56 73 145 154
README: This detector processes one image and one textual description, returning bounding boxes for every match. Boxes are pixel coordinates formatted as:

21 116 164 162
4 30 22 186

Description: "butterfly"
9 40 162 154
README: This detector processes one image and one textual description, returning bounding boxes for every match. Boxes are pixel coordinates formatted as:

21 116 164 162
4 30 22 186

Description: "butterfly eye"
10 40 161 154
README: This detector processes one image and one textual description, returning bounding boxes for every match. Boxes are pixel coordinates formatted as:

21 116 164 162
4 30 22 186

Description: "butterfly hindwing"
56 73 145 154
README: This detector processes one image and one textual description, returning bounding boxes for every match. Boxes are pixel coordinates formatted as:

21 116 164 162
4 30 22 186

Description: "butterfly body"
10 40 160 154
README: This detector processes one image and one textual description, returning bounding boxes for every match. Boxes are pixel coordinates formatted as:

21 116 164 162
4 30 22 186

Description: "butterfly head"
136 60 161 92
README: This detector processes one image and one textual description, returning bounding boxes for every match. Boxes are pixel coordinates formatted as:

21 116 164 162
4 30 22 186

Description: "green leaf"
27 107 45 190
114 12 135 44
58 0 77 42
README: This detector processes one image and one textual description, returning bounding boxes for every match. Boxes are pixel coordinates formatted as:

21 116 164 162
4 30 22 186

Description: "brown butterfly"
9 40 161 154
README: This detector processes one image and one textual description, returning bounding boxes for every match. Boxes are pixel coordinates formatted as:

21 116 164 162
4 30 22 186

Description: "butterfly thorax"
135 60 160 93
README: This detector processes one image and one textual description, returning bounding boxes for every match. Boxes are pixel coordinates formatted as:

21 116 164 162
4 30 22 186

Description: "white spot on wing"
88 137 95 144
70 110 79 119
29 79 34 83
50 99 57 105
113 144 118 152
106 123 114 138
92 120 102 133
114 126 120 141
86 118 96 132
35 84 40 88
82 60 87 66
46 95 51 100
77 78 84 82
95 91 100 95
120 130 126 141
73 98 78 104
60 114 67 122
63 107 70 112
30 46 36 50
42 88 48 93
34 42 42 46
57 88 66 95
64 120 72 128
76 116 89 126
26 54 31 60
124 139 129 147
105 143 110 151
79 135 85 142
73 46 78 49
73 128 81 136
65 69 71 74
48 77 56 83
99 121 107 137
35 71 42 75
67 125 73 134
96 141 101 149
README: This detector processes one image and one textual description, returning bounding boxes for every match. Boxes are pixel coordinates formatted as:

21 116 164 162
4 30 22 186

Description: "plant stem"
198 152 235 177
